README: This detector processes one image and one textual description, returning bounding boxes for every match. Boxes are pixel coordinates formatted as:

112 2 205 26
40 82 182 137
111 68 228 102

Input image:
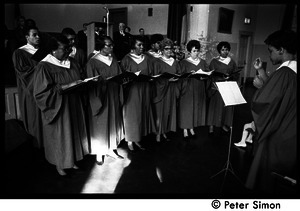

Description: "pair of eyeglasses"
105 44 114 48
164 47 173 51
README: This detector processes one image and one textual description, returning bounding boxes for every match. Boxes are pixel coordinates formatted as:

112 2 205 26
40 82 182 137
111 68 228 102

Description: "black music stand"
210 81 246 193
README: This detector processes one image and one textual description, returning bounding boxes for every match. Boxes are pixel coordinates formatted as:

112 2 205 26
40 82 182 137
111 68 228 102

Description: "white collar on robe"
160 56 174 66
276 60 297 73
92 50 100 55
93 53 113 66
148 50 162 58
69 46 77 58
19 43 38 55
186 56 200 66
42 54 71 68
217 56 231 65
129 53 145 64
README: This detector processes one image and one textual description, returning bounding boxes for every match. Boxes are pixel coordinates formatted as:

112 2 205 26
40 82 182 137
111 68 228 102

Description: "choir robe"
178 58 209 129
12 48 44 148
33 57 89 169
70 47 87 78
120 54 156 143
206 58 238 128
86 56 124 155
245 65 297 193
152 57 182 135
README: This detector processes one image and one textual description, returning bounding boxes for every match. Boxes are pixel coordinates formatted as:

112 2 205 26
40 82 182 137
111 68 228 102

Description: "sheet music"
215 81 247 106
194 69 214 75
83 75 100 82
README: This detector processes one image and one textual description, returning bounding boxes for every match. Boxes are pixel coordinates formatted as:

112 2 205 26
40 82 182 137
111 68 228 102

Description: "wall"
5 4 169 35
206 4 286 77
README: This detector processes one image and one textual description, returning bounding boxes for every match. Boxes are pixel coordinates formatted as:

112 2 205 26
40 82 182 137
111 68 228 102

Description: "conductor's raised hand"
253 57 262 70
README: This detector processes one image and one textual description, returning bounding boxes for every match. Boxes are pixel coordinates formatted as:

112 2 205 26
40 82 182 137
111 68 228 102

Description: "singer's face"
220 46 229 58
102 39 113 55
190 47 200 59
133 40 144 55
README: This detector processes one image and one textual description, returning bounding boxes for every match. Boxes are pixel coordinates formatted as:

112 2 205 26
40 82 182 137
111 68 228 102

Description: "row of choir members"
12 25 239 176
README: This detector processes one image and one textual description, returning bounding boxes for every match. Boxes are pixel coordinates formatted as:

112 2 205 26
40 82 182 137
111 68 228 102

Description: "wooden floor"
3 81 281 198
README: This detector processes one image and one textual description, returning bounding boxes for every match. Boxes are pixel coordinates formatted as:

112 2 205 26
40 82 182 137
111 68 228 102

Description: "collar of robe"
186 56 200 66
129 53 145 64
19 43 38 55
69 46 77 58
217 56 231 65
277 60 297 74
160 56 174 66
148 50 162 58
42 54 71 68
93 53 113 66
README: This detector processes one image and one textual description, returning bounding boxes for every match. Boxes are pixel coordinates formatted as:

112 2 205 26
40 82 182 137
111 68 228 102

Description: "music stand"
210 81 247 192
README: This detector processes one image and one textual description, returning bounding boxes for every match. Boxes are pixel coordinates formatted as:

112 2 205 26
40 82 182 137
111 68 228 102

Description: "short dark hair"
264 30 297 55
25 26 39 36
216 41 231 53
95 35 113 51
48 34 69 51
129 35 144 50
150 34 164 45
159 38 174 50
61 27 76 36
186 40 201 52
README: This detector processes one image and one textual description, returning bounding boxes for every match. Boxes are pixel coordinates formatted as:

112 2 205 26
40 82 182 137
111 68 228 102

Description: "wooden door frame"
236 30 254 85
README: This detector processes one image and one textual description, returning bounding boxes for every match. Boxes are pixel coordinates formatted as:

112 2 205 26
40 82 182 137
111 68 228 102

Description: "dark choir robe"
207 57 238 128
86 54 124 155
12 46 44 148
120 53 156 143
69 46 87 78
152 57 182 135
246 64 297 193
178 58 209 129
33 56 89 169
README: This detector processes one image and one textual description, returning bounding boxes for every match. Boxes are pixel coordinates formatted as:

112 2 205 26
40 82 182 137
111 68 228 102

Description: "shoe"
183 136 190 141
246 139 253 143
107 150 124 159
135 142 146 150
209 126 214 133
96 155 105 165
128 142 134 151
72 165 79 170
156 135 161 142
56 167 67 176
234 142 247 147
162 134 170 141
222 125 230 132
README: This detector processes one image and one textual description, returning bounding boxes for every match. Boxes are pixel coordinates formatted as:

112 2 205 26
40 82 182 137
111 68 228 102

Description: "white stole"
186 57 200 66
129 53 145 64
19 43 38 55
218 56 231 65
93 53 113 66
276 60 297 74
42 54 71 69
160 56 174 66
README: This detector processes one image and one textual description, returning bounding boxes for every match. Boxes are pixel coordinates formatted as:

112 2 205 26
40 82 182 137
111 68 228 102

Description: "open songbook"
60 75 100 93
107 70 155 84
211 68 243 80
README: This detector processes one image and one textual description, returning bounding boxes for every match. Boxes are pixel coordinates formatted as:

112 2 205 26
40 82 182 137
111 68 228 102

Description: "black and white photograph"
3 3 298 206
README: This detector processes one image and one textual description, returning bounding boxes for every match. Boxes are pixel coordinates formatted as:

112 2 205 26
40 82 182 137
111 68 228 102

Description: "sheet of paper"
215 81 247 106
83 75 100 82
194 69 214 75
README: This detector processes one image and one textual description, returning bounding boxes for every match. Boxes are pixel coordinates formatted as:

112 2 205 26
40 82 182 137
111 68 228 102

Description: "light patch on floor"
80 148 131 193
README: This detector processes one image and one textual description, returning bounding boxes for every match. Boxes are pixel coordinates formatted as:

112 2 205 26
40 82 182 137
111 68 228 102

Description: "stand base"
210 161 244 193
